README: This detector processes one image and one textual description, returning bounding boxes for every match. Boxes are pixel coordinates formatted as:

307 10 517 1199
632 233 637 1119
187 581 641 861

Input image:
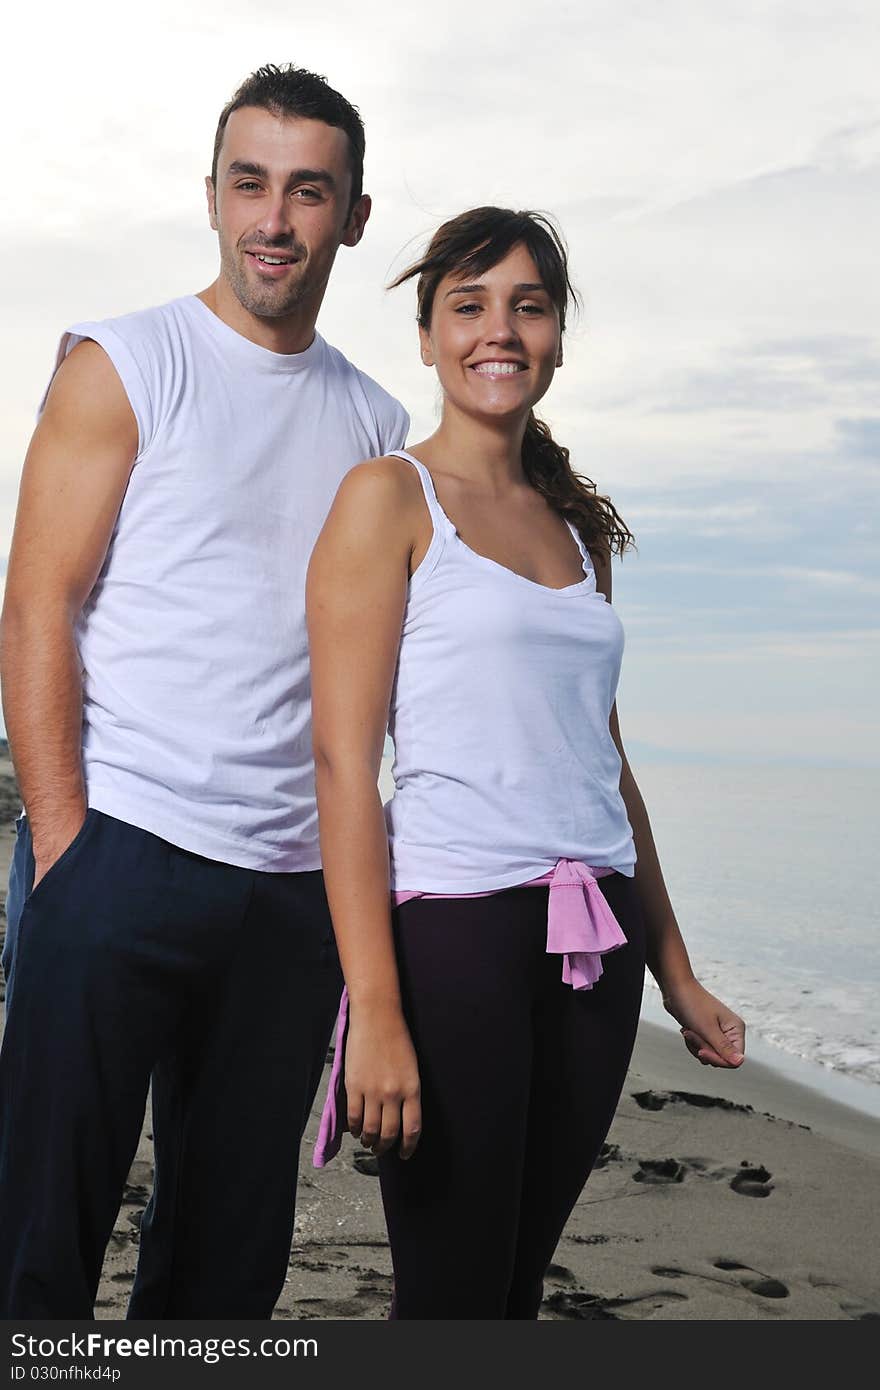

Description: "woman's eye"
517 303 544 314
454 303 481 315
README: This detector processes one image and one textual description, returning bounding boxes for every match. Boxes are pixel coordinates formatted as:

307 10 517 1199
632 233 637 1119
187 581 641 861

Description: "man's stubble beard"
220 240 318 320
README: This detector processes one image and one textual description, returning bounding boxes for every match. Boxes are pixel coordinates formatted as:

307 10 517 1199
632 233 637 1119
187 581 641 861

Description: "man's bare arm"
0 340 138 883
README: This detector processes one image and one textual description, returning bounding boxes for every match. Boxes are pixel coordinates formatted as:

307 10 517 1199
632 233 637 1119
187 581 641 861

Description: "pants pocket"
21 808 101 915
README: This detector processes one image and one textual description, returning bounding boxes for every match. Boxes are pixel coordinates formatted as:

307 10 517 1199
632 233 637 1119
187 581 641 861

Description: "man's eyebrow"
288 168 336 189
225 162 336 189
226 161 269 179
444 281 548 298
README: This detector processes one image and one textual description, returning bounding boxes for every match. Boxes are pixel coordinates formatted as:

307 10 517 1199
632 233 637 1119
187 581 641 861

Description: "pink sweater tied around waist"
313 859 628 1167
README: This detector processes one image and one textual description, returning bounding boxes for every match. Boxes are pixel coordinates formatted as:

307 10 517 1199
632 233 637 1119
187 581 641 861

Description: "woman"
307 207 745 1319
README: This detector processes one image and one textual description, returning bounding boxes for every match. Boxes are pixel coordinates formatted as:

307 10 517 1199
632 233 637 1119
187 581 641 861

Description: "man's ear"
206 176 219 231
341 193 372 248
418 324 434 367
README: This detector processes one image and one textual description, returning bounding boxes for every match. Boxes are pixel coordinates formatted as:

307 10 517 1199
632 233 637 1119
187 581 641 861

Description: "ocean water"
630 761 880 1092
379 758 880 1096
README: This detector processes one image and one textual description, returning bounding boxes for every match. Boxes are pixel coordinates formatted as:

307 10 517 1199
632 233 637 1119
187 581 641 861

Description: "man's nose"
257 194 294 241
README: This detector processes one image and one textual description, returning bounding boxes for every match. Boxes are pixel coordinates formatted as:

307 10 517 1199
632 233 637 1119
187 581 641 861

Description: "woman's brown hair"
389 207 635 562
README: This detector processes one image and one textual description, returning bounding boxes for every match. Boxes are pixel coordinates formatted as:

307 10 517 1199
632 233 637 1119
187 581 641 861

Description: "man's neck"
196 278 318 355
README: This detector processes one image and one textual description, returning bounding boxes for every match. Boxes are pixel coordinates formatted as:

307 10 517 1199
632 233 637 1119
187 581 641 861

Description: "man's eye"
236 181 262 192
455 303 481 314
293 188 321 200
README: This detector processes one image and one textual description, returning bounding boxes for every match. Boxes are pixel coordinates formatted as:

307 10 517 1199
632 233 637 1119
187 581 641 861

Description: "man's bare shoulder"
47 339 127 400
39 340 137 448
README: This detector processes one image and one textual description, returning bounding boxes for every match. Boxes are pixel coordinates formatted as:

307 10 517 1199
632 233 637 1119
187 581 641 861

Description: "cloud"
812 119 880 175
835 417 880 463
637 561 878 587
745 335 880 385
651 362 824 414
591 334 880 416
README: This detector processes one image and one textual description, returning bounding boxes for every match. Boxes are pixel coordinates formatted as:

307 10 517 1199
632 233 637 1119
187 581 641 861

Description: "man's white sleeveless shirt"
43 295 409 871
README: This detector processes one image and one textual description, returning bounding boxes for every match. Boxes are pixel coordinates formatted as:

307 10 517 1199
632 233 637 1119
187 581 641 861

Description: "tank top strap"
387 449 457 539
564 518 594 576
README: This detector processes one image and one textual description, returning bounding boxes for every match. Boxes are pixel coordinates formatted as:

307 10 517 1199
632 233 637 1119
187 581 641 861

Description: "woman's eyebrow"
444 281 546 298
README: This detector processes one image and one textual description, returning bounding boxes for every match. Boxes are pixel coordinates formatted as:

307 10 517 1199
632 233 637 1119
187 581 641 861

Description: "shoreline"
633 1018 880 1160
640 995 880 1137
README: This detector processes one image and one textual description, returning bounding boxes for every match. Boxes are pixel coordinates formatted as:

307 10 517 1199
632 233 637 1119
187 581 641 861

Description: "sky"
1 0 877 766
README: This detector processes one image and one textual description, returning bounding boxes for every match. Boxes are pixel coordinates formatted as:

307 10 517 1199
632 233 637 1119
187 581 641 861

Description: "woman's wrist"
648 958 698 1005
347 988 406 1020
645 918 696 1000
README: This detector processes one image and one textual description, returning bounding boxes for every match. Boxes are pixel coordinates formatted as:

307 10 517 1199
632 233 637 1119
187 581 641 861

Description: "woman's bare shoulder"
316 455 427 561
336 453 425 509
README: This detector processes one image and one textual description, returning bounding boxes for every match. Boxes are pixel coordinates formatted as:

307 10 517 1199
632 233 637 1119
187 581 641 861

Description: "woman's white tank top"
383 450 636 891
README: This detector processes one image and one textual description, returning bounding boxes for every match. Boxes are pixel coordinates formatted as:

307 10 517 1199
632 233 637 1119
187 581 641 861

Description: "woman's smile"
469 359 528 376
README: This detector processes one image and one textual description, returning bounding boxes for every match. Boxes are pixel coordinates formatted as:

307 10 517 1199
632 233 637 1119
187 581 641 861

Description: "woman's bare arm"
593 551 745 1067
306 457 426 1155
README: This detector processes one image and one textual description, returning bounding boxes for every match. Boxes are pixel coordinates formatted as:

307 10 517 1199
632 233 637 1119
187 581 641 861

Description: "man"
0 62 408 1318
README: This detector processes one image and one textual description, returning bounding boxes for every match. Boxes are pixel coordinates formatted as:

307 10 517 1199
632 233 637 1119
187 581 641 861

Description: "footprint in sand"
632 1157 687 1184
122 1183 150 1206
808 1274 880 1320
712 1259 788 1298
292 1280 391 1319
627 1153 773 1195
839 1302 880 1320
352 1149 380 1177
728 1162 773 1197
631 1089 753 1115
593 1142 620 1169
652 1259 789 1300
354 1266 394 1302
545 1286 688 1319
543 1289 618 1319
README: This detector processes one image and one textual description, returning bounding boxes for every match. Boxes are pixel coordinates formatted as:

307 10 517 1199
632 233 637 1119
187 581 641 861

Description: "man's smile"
243 249 300 276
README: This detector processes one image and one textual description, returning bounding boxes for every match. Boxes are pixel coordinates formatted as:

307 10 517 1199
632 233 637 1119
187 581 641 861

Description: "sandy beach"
1 754 878 1321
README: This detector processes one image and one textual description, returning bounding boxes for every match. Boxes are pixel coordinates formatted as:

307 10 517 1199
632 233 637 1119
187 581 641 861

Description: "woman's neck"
412 409 530 494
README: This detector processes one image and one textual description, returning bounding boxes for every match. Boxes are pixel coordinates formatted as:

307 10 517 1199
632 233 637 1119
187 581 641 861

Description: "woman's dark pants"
378 874 646 1319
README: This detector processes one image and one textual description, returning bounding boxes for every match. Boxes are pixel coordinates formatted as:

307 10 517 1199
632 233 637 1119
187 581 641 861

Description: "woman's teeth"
471 362 524 376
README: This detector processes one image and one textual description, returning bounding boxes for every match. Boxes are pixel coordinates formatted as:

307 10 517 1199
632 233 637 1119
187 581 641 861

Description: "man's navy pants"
0 808 342 1318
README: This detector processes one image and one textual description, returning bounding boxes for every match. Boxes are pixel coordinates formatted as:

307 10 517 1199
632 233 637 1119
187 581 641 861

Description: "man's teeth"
472 363 524 375
255 254 292 264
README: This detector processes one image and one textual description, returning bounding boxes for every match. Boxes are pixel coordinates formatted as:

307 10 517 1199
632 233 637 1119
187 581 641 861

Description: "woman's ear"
556 344 564 368
418 324 435 368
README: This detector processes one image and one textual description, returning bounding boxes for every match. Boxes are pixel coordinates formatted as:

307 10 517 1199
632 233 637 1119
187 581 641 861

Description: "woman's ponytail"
521 413 635 563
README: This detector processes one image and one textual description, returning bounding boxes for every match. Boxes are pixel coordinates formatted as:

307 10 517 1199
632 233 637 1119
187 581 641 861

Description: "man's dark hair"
211 63 366 210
